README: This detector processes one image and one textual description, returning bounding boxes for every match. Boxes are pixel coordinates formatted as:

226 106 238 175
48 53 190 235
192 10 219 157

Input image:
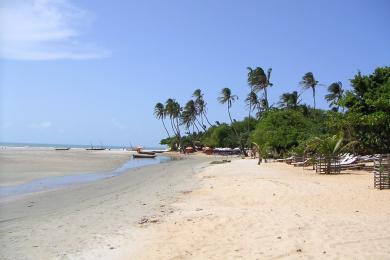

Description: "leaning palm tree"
154 102 170 138
218 88 247 155
171 100 182 137
325 81 344 111
300 72 319 109
193 89 213 127
165 98 178 136
247 67 273 111
165 99 183 150
181 110 198 133
217 88 238 127
245 91 259 114
184 100 205 131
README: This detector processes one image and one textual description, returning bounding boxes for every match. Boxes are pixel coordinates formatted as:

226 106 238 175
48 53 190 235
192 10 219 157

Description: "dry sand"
0 148 131 186
130 159 390 260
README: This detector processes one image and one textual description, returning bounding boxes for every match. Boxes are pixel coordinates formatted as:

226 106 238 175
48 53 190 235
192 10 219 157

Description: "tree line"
154 66 390 156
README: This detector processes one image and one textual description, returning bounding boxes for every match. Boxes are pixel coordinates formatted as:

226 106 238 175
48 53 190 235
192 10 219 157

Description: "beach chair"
292 159 310 167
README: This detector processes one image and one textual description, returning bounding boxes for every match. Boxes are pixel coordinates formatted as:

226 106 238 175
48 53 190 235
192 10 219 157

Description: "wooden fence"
315 156 341 174
374 154 390 190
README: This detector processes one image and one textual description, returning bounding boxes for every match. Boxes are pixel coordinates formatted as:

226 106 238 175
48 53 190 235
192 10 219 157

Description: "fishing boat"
55 147 71 151
133 154 156 159
138 150 156 155
86 142 105 150
86 147 105 150
151 150 166 153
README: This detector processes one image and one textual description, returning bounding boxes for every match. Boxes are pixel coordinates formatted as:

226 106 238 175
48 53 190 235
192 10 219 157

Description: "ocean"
0 142 165 150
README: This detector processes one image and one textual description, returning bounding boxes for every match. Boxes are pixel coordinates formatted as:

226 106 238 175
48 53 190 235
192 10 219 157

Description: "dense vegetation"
154 67 390 157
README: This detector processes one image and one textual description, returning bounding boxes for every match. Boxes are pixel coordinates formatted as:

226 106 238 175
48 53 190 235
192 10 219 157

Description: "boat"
86 147 105 150
133 154 156 159
138 151 156 155
55 147 71 151
152 150 166 153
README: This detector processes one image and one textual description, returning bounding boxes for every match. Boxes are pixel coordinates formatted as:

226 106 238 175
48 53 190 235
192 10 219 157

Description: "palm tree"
247 67 273 111
325 81 344 111
171 100 181 137
183 100 205 131
181 110 198 133
300 72 319 109
218 88 247 155
193 89 213 127
245 91 259 115
165 99 183 151
217 88 238 127
154 102 170 138
279 91 300 108
165 98 178 136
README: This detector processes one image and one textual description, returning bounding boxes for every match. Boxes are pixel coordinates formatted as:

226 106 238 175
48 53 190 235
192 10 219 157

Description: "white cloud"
111 118 127 130
29 121 52 128
0 0 110 60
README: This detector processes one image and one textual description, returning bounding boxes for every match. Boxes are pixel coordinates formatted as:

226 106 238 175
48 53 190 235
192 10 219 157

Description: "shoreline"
0 154 174 200
0 148 134 187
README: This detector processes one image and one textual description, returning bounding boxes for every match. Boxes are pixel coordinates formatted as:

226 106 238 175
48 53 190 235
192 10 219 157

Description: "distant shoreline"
0 142 166 151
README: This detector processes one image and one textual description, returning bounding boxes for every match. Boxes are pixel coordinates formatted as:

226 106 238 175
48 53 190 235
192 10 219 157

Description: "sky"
0 0 389 147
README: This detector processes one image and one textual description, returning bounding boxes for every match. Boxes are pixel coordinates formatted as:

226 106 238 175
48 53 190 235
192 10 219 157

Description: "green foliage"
160 136 179 150
339 67 390 153
156 67 389 156
202 124 237 148
251 109 326 156
305 134 358 156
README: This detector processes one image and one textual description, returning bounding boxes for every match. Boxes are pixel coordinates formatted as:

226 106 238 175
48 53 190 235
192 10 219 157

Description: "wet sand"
0 148 132 186
0 150 212 259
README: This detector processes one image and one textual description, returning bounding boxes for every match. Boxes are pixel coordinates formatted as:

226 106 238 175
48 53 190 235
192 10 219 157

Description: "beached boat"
86 147 106 150
133 154 156 159
55 147 71 151
152 150 166 153
138 151 156 155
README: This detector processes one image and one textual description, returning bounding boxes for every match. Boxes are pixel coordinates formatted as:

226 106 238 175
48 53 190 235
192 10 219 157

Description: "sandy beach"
129 158 390 259
1 151 389 259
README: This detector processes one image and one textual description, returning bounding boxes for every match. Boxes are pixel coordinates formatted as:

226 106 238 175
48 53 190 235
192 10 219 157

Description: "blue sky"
0 0 389 147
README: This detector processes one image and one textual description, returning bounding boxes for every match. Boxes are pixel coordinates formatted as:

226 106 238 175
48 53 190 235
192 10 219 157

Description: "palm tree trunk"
227 106 235 130
193 121 200 132
161 119 171 138
312 87 316 109
195 117 206 131
203 112 213 127
228 105 247 156
169 118 177 136
264 87 269 111
248 87 252 132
